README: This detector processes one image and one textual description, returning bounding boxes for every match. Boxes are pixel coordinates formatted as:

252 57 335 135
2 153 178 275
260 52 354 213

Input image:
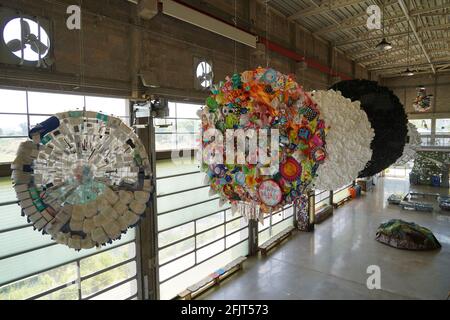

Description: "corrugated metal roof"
268 0 450 77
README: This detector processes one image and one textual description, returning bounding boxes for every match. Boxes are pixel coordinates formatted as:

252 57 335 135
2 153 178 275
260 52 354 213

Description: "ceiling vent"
0 7 53 68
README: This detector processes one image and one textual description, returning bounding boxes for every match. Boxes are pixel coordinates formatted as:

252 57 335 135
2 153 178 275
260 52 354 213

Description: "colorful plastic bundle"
200 67 327 220
11 111 153 250
413 87 432 112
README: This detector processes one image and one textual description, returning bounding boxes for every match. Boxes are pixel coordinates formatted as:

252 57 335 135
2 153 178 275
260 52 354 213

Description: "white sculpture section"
310 89 375 191
11 111 152 250
395 122 421 165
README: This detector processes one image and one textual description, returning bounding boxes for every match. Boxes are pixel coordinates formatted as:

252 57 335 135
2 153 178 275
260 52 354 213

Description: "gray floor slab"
201 178 450 300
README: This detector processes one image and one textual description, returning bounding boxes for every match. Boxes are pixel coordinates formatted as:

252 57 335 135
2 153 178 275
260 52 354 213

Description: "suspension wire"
265 0 270 68
233 0 237 73
78 0 87 154
79 0 85 111
302 31 306 83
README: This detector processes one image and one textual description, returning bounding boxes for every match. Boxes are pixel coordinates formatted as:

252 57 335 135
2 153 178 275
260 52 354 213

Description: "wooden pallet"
259 226 295 256
177 256 246 300
315 204 333 224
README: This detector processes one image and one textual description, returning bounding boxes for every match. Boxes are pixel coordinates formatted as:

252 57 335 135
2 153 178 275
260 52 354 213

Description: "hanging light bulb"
375 1 393 51
403 68 414 76
376 38 393 51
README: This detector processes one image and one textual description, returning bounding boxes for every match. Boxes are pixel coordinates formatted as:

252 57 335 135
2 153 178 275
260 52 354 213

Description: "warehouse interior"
0 0 449 301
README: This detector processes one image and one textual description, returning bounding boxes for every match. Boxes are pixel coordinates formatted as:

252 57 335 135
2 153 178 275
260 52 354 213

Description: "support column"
296 191 315 232
130 8 142 99
248 219 259 256
135 113 159 300
431 74 438 145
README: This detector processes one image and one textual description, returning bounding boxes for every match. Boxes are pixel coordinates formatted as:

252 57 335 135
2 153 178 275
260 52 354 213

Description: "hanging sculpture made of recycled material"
200 67 327 222
11 111 153 250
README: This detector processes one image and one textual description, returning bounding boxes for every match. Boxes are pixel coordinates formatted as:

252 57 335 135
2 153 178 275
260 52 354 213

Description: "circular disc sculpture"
310 89 374 190
11 111 153 250
200 67 327 221
394 122 421 166
330 80 408 178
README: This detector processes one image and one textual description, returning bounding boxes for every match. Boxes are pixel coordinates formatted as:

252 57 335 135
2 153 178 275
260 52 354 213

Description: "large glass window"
409 119 431 134
435 119 450 133
0 88 136 300
409 119 432 146
156 157 248 300
0 88 129 164
434 118 450 147
155 102 201 152
258 206 294 246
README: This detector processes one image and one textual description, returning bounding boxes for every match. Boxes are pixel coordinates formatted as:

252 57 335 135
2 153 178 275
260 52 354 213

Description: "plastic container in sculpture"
11 111 153 250
200 67 327 222
395 123 421 166
310 89 374 191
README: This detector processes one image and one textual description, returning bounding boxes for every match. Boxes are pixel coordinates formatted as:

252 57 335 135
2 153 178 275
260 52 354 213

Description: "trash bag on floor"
375 219 441 250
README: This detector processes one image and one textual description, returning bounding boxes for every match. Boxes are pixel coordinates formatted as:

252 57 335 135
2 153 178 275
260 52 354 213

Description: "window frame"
0 87 138 301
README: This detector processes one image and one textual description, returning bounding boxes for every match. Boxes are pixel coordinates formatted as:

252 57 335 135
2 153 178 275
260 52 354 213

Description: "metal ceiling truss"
267 0 450 77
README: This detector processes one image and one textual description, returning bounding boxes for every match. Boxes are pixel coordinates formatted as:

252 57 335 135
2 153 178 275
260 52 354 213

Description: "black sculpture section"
331 80 408 178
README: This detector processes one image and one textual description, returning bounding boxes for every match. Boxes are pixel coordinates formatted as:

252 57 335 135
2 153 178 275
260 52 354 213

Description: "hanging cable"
302 31 306 84
233 0 237 73
78 0 85 111
265 0 270 68
382 0 385 38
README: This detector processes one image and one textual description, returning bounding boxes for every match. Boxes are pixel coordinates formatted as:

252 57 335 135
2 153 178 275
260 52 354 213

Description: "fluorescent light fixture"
161 0 257 48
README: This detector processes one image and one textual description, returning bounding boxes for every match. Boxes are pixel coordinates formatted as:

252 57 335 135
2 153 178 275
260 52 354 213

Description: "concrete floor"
202 178 450 300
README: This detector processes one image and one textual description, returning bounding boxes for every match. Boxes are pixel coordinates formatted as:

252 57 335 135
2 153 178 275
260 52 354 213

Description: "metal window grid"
0 88 136 300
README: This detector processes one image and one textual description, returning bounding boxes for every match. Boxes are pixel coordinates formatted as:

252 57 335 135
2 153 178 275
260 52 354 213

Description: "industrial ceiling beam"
287 0 362 20
305 0 373 54
336 29 408 47
368 58 450 71
313 12 367 36
336 21 449 48
311 0 445 39
409 3 450 16
355 46 418 63
397 0 435 73
363 55 426 68
356 46 450 65
347 37 449 58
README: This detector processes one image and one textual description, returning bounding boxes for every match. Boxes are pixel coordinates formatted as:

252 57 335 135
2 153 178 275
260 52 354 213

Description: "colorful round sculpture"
11 111 153 250
200 67 327 218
